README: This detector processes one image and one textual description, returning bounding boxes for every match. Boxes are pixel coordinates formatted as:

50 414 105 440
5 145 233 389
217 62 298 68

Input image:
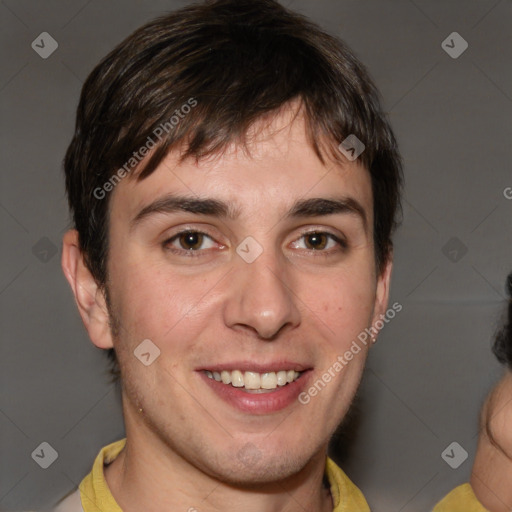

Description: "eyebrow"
129 194 368 231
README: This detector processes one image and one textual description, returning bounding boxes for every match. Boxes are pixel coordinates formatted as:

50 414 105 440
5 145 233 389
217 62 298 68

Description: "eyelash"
162 229 347 258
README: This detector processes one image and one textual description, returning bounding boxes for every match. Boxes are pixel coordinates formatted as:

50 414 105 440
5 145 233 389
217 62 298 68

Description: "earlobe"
61 229 114 349
372 257 393 335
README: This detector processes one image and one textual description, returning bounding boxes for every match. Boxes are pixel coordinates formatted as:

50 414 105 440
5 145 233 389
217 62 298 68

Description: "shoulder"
433 484 489 512
50 489 83 512
325 458 370 512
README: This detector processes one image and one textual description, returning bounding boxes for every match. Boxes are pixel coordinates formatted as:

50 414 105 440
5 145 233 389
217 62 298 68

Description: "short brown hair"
64 0 403 381
493 272 512 369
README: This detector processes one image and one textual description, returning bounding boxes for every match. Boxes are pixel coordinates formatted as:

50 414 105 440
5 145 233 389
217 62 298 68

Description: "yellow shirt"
433 484 490 512
72 438 370 512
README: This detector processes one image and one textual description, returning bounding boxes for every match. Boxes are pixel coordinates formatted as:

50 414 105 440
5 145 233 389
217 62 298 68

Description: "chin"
206 447 314 487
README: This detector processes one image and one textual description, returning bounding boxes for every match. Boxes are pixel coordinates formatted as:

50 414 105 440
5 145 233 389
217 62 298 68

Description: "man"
58 0 403 510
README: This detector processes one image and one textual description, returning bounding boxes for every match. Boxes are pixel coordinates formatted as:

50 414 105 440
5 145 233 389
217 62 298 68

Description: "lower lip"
199 371 311 414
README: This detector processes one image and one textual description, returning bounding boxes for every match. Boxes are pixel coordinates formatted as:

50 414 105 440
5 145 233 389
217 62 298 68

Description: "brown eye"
290 231 346 253
163 230 217 255
304 233 329 250
178 232 204 250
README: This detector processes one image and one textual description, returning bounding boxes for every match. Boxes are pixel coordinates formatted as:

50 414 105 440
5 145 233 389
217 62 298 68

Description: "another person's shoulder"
433 373 512 512
432 483 489 512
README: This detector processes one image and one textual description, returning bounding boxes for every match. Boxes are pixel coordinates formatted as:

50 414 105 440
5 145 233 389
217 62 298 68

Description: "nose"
222 246 301 340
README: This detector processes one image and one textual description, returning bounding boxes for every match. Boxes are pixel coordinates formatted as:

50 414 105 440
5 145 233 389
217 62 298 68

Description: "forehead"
111 105 373 225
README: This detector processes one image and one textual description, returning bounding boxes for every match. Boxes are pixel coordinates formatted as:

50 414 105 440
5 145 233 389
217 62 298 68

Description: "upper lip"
197 361 311 373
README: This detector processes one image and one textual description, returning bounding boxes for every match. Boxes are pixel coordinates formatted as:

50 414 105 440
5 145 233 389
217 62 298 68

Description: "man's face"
101 105 391 484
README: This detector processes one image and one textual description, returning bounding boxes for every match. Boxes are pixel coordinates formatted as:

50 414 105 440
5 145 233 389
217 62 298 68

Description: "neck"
104 400 334 512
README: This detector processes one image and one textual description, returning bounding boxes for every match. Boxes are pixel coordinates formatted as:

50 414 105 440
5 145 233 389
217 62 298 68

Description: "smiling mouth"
204 369 303 393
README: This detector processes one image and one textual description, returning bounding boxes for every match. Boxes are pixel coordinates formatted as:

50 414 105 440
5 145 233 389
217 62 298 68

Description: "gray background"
1 0 511 510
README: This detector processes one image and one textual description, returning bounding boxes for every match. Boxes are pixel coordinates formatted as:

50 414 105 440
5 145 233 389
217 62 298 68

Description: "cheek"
110 259 221 350
314 271 376 345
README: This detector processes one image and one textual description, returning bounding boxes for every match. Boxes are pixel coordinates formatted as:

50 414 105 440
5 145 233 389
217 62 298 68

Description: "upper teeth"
205 370 301 390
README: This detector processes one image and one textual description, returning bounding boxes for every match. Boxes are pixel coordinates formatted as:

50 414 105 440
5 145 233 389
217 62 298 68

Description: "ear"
61 229 114 349
370 255 393 338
